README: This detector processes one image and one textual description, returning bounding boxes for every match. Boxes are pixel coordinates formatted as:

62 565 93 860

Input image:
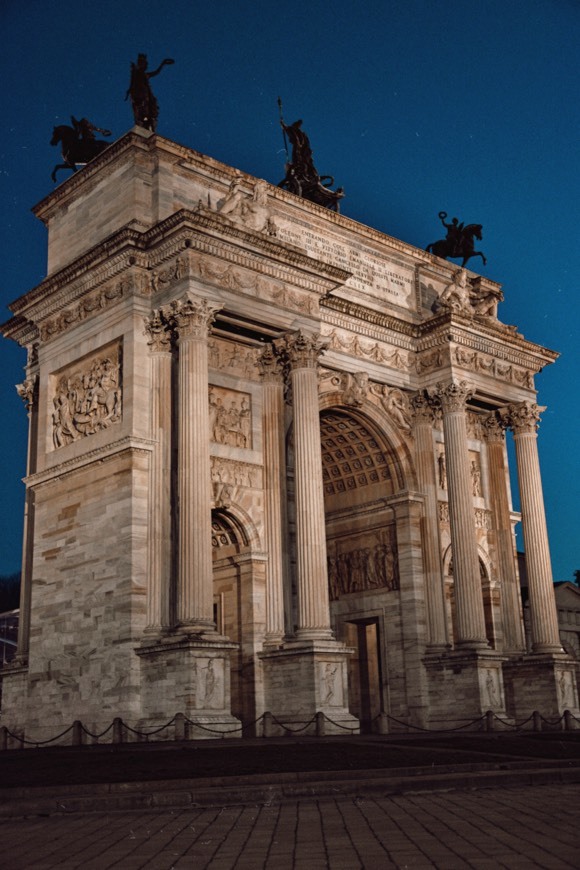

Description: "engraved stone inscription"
51 343 122 449
277 225 414 306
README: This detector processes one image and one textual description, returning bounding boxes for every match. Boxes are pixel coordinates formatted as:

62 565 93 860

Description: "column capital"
501 401 545 435
274 330 327 371
144 309 172 353
410 390 439 424
16 376 37 411
257 343 284 383
429 380 474 414
165 295 222 341
482 411 508 443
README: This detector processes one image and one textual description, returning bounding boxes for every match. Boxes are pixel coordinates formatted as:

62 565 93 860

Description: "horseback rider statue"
426 211 487 269
125 53 174 132
277 100 344 212
50 117 112 182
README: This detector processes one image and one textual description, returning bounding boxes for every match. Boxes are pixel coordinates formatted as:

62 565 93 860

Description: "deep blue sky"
0 0 578 579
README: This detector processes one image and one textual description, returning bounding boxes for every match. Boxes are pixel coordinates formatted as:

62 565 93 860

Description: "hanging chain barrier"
0 708 579 750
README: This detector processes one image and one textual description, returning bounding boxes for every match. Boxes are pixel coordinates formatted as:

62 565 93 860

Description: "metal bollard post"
376 712 389 734
485 710 494 732
532 711 542 732
262 711 274 738
0 726 7 751
315 711 326 737
174 712 186 741
563 710 573 731
112 717 124 744
72 720 83 746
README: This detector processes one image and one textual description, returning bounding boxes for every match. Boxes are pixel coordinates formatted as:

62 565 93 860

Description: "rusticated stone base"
259 640 359 735
137 632 241 738
503 654 580 727
424 650 510 729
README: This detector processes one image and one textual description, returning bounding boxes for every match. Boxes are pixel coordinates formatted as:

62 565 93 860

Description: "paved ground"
2 784 579 869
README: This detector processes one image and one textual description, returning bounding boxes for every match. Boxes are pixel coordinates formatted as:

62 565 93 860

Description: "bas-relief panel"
276 223 415 309
208 386 252 449
319 661 344 707
50 342 122 449
208 337 260 381
327 526 399 600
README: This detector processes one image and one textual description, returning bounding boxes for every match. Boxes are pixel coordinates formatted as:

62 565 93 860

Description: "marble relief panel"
208 386 252 449
50 342 122 449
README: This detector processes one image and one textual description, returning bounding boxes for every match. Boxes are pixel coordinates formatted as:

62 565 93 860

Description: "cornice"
25 436 154 488
321 295 415 338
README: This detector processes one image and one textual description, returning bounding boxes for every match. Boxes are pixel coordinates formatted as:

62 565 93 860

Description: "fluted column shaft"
171 296 221 629
145 313 173 631
506 402 562 653
277 331 332 640
259 345 288 645
411 393 448 650
483 413 525 652
434 382 488 648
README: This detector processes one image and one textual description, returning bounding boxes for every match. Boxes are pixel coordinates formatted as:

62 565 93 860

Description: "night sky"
1 0 578 580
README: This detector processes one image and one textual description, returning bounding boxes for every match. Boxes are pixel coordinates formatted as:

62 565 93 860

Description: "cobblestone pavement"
3 784 579 869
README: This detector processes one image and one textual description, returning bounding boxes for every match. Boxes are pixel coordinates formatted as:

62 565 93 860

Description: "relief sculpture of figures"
209 388 251 448
52 357 122 448
426 211 487 269
125 53 174 132
327 532 399 600
277 100 344 212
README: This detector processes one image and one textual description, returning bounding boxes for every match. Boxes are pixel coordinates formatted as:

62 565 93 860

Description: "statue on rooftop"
50 118 112 182
277 100 344 212
426 211 487 269
125 54 174 132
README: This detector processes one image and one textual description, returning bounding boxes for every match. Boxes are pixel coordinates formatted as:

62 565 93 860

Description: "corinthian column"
144 311 173 632
482 412 525 652
275 330 332 641
504 402 562 653
258 344 288 646
432 381 488 649
170 295 221 630
410 392 448 651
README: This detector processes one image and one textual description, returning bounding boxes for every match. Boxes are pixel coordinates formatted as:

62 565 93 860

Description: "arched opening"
319 407 404 731
211 509 263 727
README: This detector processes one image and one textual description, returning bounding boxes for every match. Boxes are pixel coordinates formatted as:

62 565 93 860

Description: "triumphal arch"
2 127 578 740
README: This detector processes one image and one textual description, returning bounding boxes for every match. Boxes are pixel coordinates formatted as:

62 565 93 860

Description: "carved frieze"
51 344 122 449
209 387 252 449
416 348 444 374
148 255 186 294
327 527 399 600
324 328 408 370
210 457 261 490
40 276 131 343
209 337 260 380
452 346 535 389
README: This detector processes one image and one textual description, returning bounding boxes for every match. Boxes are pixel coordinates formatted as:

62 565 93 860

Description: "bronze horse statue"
50 119 111 182
426 211 487 268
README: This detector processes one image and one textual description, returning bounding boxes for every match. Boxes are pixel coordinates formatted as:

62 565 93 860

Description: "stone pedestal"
259 641 359 735
424 650 510 728
503 655 580 726
138 635 241 737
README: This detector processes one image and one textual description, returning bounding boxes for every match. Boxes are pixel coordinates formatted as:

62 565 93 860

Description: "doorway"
344 618 383 732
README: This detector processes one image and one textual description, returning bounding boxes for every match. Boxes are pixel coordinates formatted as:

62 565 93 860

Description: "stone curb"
1 762 579 818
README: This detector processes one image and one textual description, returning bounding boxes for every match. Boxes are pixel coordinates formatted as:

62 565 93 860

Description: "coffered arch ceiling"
319 409 401 499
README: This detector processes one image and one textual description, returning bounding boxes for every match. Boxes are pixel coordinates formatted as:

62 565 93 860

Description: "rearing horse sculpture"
50 119 111 182
426 211 487 268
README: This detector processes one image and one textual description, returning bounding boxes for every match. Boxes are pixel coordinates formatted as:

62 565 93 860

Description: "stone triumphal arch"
1 127 577 741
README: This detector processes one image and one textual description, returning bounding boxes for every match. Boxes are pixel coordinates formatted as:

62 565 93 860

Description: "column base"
259 639 359 735
137 632 241 738
424 649 511 729
503 654 580 727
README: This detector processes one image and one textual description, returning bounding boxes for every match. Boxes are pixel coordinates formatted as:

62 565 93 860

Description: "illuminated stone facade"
1 128 577 740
